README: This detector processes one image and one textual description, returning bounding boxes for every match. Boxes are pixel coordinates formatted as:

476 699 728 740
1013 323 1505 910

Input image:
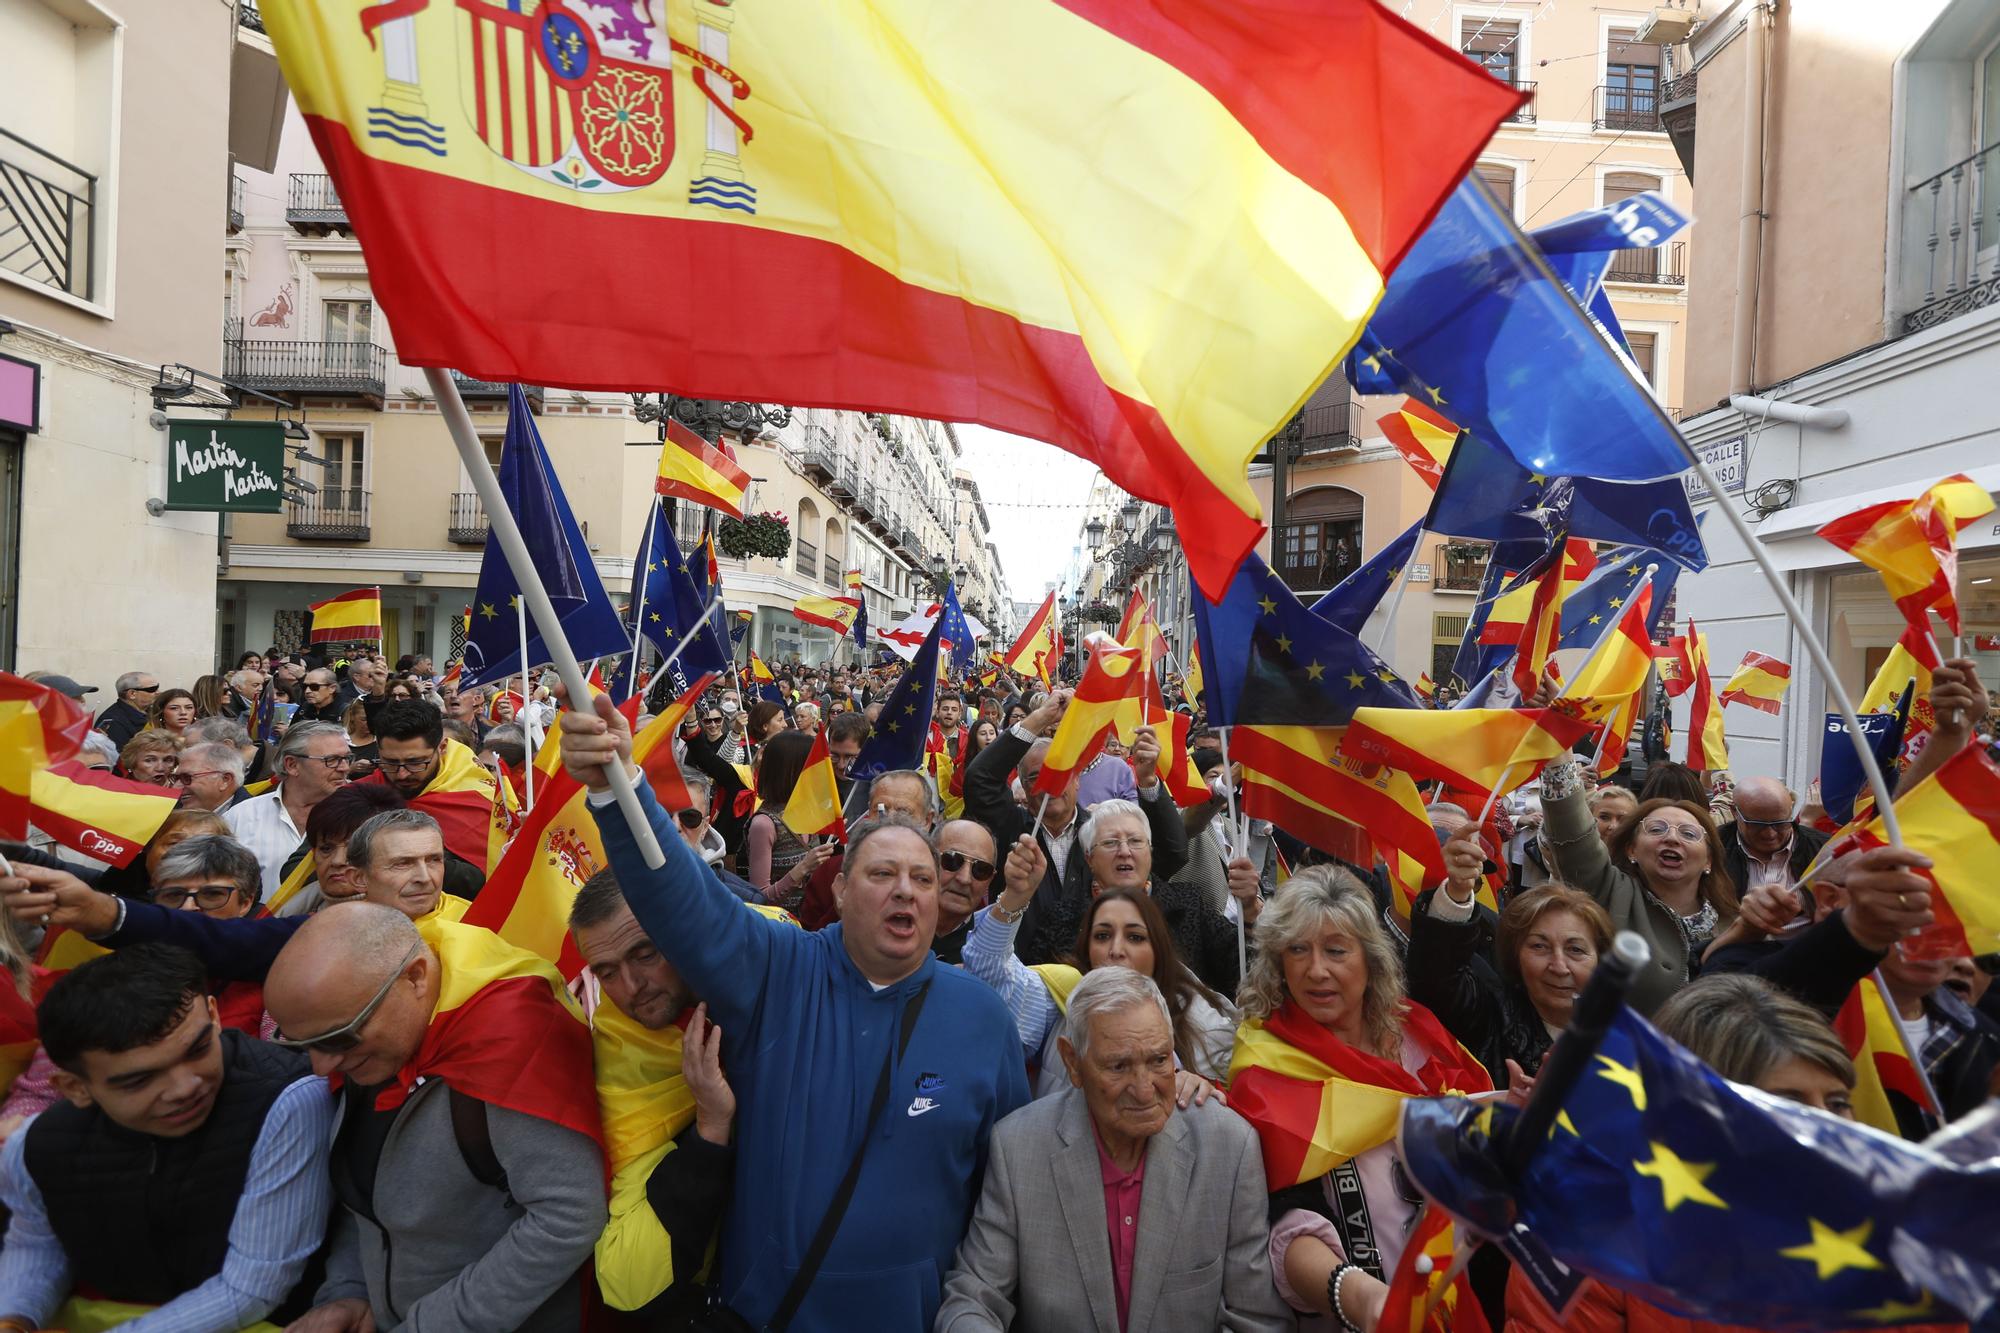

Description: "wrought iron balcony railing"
1437 542 1491 592
0 126 96 300
228 173 244 233
448 492 488 545
288 489 371 541
795 537 820 580
1594 84 1662 132
1604 240 1686 286
227 339 388 400
1902 140 2000 336
450 372 543 412
286 173 348 233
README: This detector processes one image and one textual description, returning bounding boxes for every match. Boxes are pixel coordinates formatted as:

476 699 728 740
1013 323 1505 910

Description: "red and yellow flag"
1682 621 1729 772
1341 706 1594 800
0 674 94 841
1380 1204 1490 1333
307 586 383 644
844 569 863 594
655 419 751 518
1151 707 1212 809
1818 474 1994 644
1719 651 1792 715
792 594 861 634
1832 975 1930 1137
1231 725 1444 888
1415 672 1436 704
1860 624 1938 768
257 0 1521 596
1116 589 1170 670
1377 398 1459 491
29 761 179 868
1185 640 1205 705
1003 590 1061 687
1034 638 1148 797
1510 555 1565 698
786 729 847 841
748 651 777 685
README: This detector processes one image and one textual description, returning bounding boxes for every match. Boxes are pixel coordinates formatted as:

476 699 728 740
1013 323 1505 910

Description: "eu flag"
848 611 942 784
629 499 731 694
1403 1008 2000 1327
1556 544 1682 650
1190 553 1419 729
937 584 976 682
462 387 630 688
1311 519 1423 636
1341 176 1693 484
852 597 870 652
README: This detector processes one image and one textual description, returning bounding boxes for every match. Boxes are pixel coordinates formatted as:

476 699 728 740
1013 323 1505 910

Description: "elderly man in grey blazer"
936 967 1291 1332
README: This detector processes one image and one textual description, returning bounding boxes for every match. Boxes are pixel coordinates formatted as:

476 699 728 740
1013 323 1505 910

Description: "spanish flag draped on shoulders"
367 737 514 874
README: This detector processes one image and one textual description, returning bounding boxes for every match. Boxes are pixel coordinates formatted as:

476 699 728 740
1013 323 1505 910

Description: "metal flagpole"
517 594 534 810
427 368 666 868
625 497 658 700
1217 725 1247 980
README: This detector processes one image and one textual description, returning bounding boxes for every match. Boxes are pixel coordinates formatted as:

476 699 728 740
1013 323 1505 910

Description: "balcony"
1594 84 1662 133
1288 401 1362 457
823 553 842 587
287 489 371 541
238 0 266 32
1901 141 2000 336
286 173 349 234
850 478 877 521
1437 541 1491 593
1498 80 1537 125
0 127 96 301
448 492 488 545
228 173 244 233
796 423 838 482
1604 240 1686 286
451 371 543 413
826 466 856 501
226 338 388 404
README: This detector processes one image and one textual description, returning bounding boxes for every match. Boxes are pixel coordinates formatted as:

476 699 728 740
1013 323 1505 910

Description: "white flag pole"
516 594 534 811
428 368 666 868
1367 527 1425 660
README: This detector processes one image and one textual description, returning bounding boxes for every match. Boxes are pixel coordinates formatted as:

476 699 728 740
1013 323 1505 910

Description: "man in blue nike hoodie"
561 693 1028 1332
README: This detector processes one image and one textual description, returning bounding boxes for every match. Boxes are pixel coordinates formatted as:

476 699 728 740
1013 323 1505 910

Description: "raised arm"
0 865 301 983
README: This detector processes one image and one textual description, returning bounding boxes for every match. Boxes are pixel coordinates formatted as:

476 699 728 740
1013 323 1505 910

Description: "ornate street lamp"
629 393 792 443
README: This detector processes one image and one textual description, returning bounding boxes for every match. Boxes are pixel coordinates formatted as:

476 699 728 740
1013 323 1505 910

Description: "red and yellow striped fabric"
656 419 750 519
1719 650 1792 715
1818 474 1994 635
1377 399 1460 491
1341 706 1594 801
1832 975 1930 1137
786 729 847 841
307 586 383 644
1232 725 1443 888
1117 589 1171 671
1562 581 1655 725
1682 621 1729 772
29 761 179 867
1034 638 1147 797
1003 591 1061 688
0 674 95 840
793 595 860 634
1380 1204 1490 1333
258 0 1520 595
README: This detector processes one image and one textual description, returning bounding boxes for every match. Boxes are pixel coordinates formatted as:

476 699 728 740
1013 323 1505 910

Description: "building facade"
1668 0 2000 785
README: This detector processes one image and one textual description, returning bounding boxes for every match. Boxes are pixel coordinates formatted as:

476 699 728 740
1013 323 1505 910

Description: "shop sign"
164 420 285 513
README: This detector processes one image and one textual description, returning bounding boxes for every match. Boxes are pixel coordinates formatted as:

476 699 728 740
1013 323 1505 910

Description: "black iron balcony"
1604 240 1686 286
1290 401 1361 457
227 339 388 403
228 173 244 233
0 126 96 301
826 466 855 500
288 489 371 541
1437 541 1491 593
795 424 838 481
850 479 876 520
448 492 488 544
238 0 267 32
286 173 349 234
1902 140 2000 336
823 553 842 587
1594 85 1662 132
450 371 543 413
1499 80 1537 124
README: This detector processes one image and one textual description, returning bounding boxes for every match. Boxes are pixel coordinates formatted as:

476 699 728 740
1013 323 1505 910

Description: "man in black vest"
0 944 334 1332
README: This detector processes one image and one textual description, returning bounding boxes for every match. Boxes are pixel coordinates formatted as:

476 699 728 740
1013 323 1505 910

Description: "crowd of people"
0 642 1990 1332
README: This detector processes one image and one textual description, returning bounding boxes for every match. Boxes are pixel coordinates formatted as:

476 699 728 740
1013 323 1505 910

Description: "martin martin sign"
164 421 286 514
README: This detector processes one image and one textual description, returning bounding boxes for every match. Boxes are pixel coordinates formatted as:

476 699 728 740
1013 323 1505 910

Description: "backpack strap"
448 1086 511 1197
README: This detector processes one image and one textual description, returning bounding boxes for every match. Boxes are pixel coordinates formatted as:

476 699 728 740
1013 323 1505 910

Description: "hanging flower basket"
1077 600 1120 625
717 511 792 560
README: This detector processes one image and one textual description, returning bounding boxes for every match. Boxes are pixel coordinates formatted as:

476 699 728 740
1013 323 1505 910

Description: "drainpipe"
1728 0 1772 395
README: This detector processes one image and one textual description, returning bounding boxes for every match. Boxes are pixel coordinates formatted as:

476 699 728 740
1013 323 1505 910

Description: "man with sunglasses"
931 819 998 965
293 669 343 723
0 945 334 1333
94 670 158 750
265 904 606 1333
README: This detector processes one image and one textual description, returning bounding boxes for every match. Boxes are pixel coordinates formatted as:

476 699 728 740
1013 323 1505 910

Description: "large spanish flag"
1231 724 1443 886
1719 650 1792 715
1341 706 1593 800
307 586 383 644
258 1 1520 594
793 594 861 634
0 674 94 841
656 418 750 519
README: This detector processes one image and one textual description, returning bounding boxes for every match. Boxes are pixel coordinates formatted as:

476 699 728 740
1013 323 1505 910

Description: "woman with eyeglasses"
144 687 198 740
1541 754 1741 1015
1228 867 1493 1332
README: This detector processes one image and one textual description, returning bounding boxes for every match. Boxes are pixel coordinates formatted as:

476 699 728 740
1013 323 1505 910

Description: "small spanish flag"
656 419 751 520
785 729 846 841
1833 974 1932 1136
29 761 178 868
1116 589 1170 670
1033 638 1148 798
308 586 383 645
793 594 861 634
1001 590 1061 688
1377 398 1460 491
1415 672 1436 704
1683 621 1729 772
1342 706 1594 802
1817 473 1993 646
844 569 864 593
0 674 95 841
1379 1204 1490 1333
1719 650 1792 715
1562 581 1656 724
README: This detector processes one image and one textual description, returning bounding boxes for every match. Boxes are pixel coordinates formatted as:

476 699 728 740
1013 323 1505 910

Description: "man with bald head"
932 818 998 964
1718 775 1826 901
266 904 606 1333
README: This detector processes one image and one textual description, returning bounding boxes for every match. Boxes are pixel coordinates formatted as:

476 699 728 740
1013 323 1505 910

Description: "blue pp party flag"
1343 175 1694 484
462 387 630 688
1531 190 1690 361
848 611 942 785
1819 681 1912 827
1402 1006 2000 1328
1311 519 1424 636
1190 554 1419 729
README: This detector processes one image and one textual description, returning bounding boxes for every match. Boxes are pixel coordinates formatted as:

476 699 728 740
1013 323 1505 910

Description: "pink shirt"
1093 1124 1148 1331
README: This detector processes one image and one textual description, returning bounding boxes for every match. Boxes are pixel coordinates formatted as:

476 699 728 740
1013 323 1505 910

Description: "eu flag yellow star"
508 595 520 609
649 612 662 623
1528 472 1547 486
905 702 917 714
1780 1219 1884 1280
1608 598 1623 609
1305 661 1325 681
1257 596 1278 616
1425 384 1446 405
1362 350 1385 373
1595 1055 1647 1110
1376 669 1396 683
1625 563 1642 575
1588 614 1603 626
646 561 659 573
1549 1108 1578 1139
1275 634 1293 654
1345 671 1366 690
478 602 499 620
886 720 898 732
1632 1141 1727 1212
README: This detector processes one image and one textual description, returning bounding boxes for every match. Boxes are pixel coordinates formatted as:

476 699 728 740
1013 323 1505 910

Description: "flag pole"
1217 725 1247 980
656 591 728 684
516 594 535 811
427 368 665 869
1588 700 1624 775
1873 965 1947 1120
626 497 658 701
1367 527 1425 662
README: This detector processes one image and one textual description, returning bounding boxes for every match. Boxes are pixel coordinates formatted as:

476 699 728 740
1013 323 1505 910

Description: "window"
0 1 117 306
320 434 367 510
1603 172 1665 279
1625 331 1658 388
1475 162 1517 216
324 300 373 342
1462 18 1521 85
1276 487 1363 594
1603 29 1662 130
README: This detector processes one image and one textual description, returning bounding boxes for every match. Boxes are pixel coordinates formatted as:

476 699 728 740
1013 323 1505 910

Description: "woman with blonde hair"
1229 866 1492 1330
117 732 181 788
189 673 226 719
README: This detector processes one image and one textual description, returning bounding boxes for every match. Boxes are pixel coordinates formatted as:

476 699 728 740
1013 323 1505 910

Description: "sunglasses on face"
150 883 242 910
1736 816 1792 830
937 850 996 881
273 939 422 1053
170 771 226 787
675 808 708 830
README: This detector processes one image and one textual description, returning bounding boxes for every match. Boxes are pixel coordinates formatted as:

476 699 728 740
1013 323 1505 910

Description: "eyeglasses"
273 940 423 1053
701 716 725 725
377 753 438 774
1736 816 1793 830
150 882 243 910
170 770 229 787
299 753 353 771
675 808 708 830
1639 819 1706 845
937 850 996 881
307 681 336 692
1092 835 1149 854
130 684 160 696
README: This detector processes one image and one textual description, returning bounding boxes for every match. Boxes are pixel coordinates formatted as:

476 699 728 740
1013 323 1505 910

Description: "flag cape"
1682 622 1728 771
1231 725 1443 887
1822 740 2000 962
1226 1000 1489 1187
655 418 750 518
372 917 600 1149
359 737 512 872
1817 474 1994 640
1832 976 1929 1138
1719 651 1792 714
28 761 178 868
786 730 846 840
469 675 713 974
792 594 860 634
259 0 1520 597
0 675 94 841
1377 399 1458 491
1003 590 1061 686
1342 706 1593 799
1034 638 1147 797
307 586 383 644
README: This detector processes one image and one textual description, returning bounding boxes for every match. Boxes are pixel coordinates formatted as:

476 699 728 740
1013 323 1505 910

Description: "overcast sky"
957 424 1100 601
